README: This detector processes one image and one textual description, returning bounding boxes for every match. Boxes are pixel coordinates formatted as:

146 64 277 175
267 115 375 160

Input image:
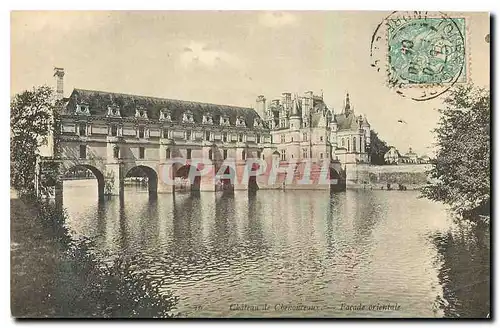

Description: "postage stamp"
370 11 469 101
387 17 466 86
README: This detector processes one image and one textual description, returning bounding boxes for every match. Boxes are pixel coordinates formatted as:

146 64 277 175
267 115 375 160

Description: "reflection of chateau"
256 91 371 165
43 68 374 200
384 146 431 165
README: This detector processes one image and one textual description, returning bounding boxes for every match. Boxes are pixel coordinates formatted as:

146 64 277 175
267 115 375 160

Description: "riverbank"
10 192 178 318
11 195 66 317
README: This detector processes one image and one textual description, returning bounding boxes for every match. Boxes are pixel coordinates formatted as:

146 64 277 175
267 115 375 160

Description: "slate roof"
65 88 263 128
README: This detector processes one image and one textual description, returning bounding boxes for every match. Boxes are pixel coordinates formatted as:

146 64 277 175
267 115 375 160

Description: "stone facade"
256 91 371 166
44 69 365 199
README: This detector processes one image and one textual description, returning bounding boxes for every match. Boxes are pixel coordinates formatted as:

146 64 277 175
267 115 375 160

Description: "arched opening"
248 161 260 194
124 165 158 198
329 166 346 193
63 164 105 201
174 164 201 194
215 165 235 193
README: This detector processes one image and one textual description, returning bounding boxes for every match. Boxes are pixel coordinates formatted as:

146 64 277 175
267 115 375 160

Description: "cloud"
258 12 298 28
179 41 242 69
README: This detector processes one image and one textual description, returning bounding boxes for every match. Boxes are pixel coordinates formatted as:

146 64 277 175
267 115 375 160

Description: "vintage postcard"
10 11 490 318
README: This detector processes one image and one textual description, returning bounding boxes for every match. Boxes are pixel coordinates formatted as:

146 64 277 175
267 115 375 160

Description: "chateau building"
255 91 371 165
43 68 371 197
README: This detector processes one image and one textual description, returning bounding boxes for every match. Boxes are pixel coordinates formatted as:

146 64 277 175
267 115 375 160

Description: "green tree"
367 130 390 165
10 86 55 197
421 84 490 219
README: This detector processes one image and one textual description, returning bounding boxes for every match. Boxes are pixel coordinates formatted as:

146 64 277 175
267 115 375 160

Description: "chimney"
255 95 266 119
53 67 65 100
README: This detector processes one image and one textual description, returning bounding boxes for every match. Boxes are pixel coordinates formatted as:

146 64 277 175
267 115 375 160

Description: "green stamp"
387 17 466 86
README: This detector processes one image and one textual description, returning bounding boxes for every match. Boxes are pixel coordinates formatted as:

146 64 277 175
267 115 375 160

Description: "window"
163 128 169 139
303 133 308 141
166 148 171 159
113 146 119 159
262 154 265 160
205 131 210 141
138 126 145 139
79 145 86 159
257 151 261 159
242 150 246 160
111 125 118 136
257 135 261 143
353 137 357 152
223 132 228 142
209 149 213 160
341 138 345 147
320 153 323 159
320 136 323 142
239 134 243 142
186 130 191 140
187 149 192 160
79 123 87 136
139 147 145 159
223 149 228 160
347 139 350 152
280 149 286 161
303 148 308 159
281 135 285 143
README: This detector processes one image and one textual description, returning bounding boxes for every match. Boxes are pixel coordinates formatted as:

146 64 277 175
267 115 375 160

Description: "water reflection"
63 182 490 318
432 222 490 318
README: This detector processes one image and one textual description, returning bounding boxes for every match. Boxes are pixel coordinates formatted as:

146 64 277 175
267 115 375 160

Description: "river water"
63 179 490 318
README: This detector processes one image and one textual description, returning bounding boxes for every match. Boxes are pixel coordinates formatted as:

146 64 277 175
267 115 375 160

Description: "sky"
11 11 490 156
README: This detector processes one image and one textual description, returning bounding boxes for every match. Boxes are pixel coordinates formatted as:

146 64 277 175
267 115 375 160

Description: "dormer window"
220 116 230 126
107 105 121 117
236 116 246 127
254 118 263 128
182 111 194 123
159 108 172 122
202 114 213 124
135 106 148 119
76 103 90 115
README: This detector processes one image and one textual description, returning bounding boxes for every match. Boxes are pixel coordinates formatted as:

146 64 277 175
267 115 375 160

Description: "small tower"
289 94 301 131
329 109 338 149
362 114 371 145
344 92 352 116
53 67 65 101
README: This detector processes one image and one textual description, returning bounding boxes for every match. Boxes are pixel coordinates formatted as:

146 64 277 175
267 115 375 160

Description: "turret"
302 91 313 127
362 115 371 145
344 92 352 116
289 95 301 130
329 109 338 148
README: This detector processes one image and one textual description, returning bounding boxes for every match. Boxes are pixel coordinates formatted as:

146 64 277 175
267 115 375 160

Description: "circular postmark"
370 11 467 101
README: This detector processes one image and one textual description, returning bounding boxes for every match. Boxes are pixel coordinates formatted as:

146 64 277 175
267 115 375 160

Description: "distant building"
384 146 430 165
419 155 431 164
384 146 401 164
403 147 419 164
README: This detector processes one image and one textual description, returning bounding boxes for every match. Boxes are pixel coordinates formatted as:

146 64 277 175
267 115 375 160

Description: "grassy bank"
11 194 179 318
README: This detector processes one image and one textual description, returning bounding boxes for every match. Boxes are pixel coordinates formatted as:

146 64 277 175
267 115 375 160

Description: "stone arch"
62 163 106 201
247 161 260 193
124 164 159 197
215 165 236 193
174 164 201 194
